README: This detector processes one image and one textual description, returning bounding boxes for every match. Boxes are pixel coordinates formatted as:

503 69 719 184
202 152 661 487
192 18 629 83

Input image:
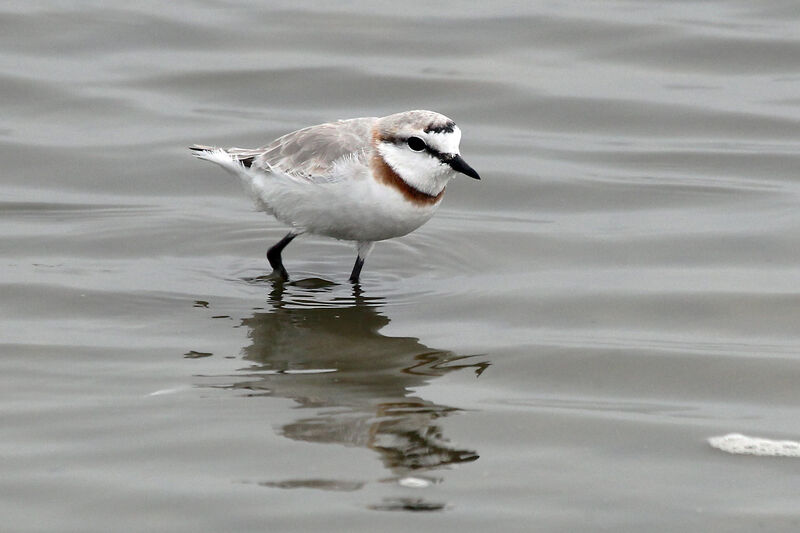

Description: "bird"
190 110 480 283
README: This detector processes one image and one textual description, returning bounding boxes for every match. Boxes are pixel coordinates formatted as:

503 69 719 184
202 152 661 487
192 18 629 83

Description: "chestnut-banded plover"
190 110 480 283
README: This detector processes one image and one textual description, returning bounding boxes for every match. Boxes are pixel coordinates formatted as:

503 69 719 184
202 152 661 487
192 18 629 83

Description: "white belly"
248 171 441 242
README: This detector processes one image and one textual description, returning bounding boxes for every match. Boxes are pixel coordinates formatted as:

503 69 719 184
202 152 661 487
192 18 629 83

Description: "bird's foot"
266 268 290 282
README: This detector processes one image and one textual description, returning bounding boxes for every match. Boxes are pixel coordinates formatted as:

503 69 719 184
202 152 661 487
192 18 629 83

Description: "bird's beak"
448 154 481 180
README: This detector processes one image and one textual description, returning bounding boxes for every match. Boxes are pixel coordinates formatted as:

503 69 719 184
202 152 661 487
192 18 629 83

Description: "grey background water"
2 1 800 531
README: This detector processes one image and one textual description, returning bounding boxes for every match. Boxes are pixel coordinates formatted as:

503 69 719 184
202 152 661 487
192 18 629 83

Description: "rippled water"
3 1 800 531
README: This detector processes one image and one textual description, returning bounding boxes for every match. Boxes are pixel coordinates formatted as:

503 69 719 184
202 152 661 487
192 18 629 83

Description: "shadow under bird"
190 110 480 282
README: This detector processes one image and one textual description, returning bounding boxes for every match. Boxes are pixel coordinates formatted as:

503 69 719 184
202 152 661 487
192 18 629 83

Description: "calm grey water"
2 1 800 531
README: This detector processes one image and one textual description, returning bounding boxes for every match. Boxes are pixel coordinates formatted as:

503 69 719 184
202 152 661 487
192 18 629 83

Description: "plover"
190 110 480 282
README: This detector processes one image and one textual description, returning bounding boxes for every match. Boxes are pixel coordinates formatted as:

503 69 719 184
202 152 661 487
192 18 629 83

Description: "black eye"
407 136 426 152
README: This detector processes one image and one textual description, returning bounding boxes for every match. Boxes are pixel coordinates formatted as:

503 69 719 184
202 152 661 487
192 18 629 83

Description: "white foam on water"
708 433 800 457
398 477 432 488
282 368 338 375
147 386 190 397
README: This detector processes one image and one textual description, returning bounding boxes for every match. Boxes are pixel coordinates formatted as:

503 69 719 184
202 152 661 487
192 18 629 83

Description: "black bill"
448 154 481 180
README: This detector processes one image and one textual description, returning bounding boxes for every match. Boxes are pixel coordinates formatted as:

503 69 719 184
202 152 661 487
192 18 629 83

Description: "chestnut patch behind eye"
407 136 426 152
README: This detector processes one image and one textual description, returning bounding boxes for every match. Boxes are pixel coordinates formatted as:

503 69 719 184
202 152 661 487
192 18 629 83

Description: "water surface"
2 1 800 531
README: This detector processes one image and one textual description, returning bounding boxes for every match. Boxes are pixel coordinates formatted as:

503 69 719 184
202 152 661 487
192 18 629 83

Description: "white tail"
189 145 251 176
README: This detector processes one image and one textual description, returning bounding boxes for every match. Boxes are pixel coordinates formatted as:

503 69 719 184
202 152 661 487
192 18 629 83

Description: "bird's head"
372 110 480 198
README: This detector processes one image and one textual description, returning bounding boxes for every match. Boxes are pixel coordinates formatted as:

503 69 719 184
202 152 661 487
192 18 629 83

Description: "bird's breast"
369 153 445 207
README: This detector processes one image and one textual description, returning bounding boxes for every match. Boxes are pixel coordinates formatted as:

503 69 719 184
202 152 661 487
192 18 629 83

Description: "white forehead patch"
422 126 462 155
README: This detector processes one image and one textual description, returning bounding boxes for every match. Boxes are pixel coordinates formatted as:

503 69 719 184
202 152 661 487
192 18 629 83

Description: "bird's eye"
407 136 426 152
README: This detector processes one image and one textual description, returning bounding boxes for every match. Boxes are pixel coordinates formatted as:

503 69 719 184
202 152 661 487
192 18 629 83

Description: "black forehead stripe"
424 120 456 134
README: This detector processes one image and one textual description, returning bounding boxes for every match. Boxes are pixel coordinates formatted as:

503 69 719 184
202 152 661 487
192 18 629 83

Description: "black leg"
348 256 365 283
349 241 374 284
266 232 297 280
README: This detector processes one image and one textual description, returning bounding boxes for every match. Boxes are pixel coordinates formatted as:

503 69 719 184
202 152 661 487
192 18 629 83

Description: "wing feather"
252 117 377 182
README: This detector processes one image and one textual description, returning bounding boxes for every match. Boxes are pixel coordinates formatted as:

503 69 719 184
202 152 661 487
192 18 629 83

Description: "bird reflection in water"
227 280 487 509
